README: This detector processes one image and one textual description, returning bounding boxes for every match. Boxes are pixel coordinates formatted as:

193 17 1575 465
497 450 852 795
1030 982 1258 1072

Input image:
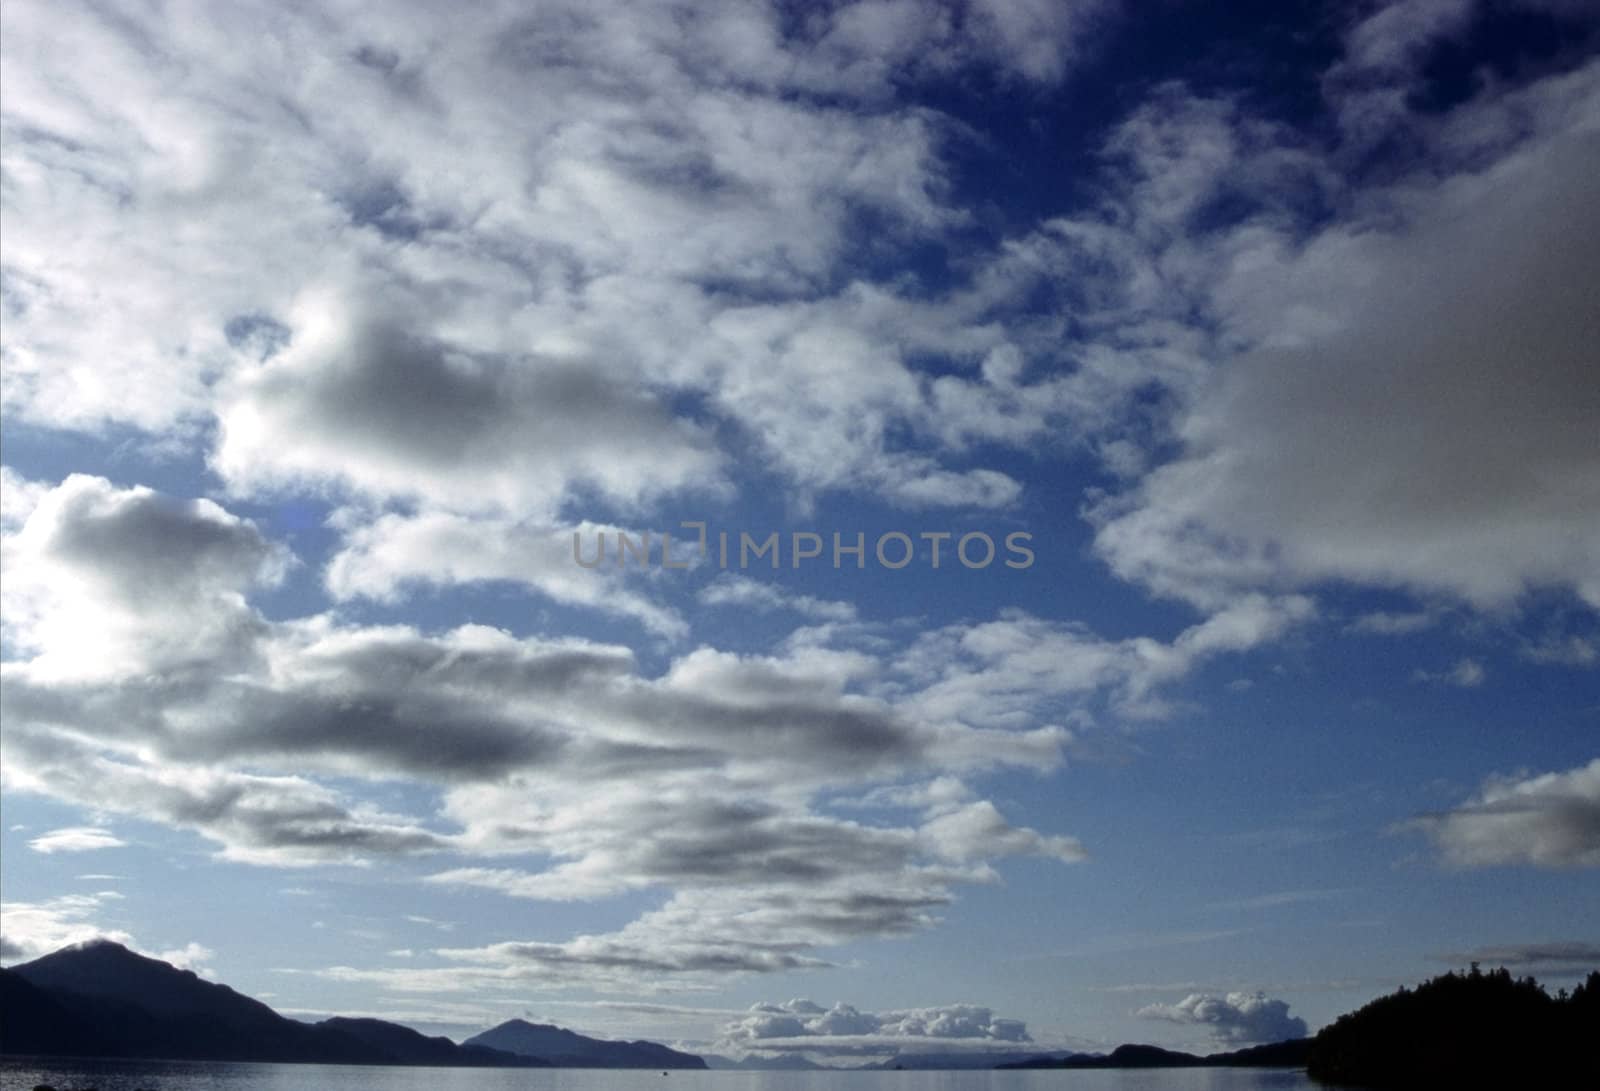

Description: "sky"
1 0 1597 1063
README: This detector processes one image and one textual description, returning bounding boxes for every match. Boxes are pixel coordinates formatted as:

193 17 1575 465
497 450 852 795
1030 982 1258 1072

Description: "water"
1 1059 1322 1091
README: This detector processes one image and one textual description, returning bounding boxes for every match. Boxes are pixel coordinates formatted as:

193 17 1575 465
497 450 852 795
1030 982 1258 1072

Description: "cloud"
699 575 857 623
325 510 688 638
3 476 1098 978
0 467 50 532
919 800 1086 864
0 0 1105 519
1204 889 1343 913
1 473 287 682
0 893 215 975
1431 941 1600 974
1138 991 1308 1045
27 827 127 854
1086 60 1600 611
0 893 135 964
7 0 1593 1005
211 285 725 516
1347 610 1437 636
1412 658 1487 687
719 998 1032 1056
1401 759 1600 869
892 595 1314 724
156 942 215 972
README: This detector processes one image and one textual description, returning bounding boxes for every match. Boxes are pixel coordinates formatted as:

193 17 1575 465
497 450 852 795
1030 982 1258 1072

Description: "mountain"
465 1018 707 1068
0 968 105 1058
0 940 533 1067
704 1052 830 1070
6 940 376 1063
1 940 702 1069
1307 966 1600 1087
999 1039 1310 1069
315 1017 547 1067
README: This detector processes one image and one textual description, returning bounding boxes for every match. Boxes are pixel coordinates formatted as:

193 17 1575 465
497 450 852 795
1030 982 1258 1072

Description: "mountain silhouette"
465 1018 707 1068
0 968 105 1058
0 940 700 1068
1307 965 1600 1086
999 1040 1310 1069
4 940 379 1063
313 1017 548 1067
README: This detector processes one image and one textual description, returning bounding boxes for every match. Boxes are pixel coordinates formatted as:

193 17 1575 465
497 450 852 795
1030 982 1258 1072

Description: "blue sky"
2 0 1597 1062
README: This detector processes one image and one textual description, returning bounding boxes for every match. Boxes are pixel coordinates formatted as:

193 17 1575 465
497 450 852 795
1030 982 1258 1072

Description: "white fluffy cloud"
26 827 126 855
0 893 133 964
0 893 212 974
0 0 1107 521
1403 759 1600 869
0 473 288 682
1138 991 1308 1045
325 510 689 638
720 997 1032 1055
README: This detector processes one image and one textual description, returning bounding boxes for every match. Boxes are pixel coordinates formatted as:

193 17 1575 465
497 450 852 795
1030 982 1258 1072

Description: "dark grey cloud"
214 297 722 514
1431 941 1600 973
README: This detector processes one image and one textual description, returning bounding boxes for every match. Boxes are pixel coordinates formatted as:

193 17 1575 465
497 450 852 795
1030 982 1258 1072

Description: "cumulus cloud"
1 473 287 681
1138 991 1308 1045
1402 759 1600 869
27 827 127 854
211 286 724 515
719 998 1032 1056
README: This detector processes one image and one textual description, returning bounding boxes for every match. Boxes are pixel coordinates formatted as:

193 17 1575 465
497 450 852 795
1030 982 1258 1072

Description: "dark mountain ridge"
465 1018 707 1068
0 940 713 1068
1306 964 1600 1087
999 1038 1310 1069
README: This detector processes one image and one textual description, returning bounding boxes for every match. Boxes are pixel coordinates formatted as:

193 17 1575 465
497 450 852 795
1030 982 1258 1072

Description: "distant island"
0 940 700 1069
3 941 1596 1081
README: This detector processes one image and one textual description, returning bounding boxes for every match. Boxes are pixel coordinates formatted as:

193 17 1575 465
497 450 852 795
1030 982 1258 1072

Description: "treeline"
1307 964 1600 1086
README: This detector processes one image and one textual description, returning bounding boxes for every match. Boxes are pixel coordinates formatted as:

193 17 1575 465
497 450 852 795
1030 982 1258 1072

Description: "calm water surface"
1 1060 1323 1091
